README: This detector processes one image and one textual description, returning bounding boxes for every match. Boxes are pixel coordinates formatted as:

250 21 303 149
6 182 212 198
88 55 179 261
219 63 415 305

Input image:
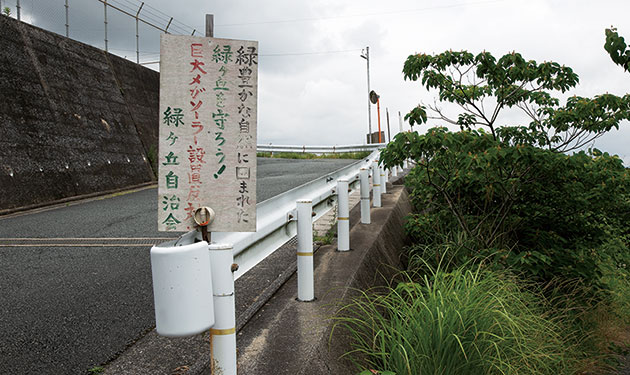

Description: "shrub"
382 129 630 289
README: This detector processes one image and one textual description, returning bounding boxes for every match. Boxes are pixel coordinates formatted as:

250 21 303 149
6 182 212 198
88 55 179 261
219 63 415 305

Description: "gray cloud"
11 0 630 162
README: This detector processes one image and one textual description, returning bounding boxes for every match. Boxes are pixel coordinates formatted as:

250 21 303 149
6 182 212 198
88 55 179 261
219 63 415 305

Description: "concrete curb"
0 182 157 218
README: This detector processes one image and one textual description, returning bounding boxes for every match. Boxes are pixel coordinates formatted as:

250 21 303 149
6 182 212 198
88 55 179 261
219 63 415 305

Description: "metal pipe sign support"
209 243 237 375
336 179 350 251
296 200 314 302
376 98 382 143
359 168 370 224
361 47 371 143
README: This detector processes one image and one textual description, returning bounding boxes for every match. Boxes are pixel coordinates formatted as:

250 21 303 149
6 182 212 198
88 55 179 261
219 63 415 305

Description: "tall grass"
335 266 581 375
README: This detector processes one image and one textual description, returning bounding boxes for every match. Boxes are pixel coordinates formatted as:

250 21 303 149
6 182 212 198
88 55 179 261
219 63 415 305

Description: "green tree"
605 27 630 72
381 49 630 286
402 50 630 152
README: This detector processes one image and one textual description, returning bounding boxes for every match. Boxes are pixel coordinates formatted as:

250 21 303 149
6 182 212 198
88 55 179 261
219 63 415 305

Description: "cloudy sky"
14 0 630 163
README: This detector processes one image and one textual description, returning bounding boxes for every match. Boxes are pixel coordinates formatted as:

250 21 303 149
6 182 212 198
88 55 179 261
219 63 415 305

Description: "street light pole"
361 47 372 143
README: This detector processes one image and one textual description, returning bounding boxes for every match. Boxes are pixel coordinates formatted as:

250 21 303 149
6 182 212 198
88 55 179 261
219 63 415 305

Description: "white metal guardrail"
151 145 405 374
256 143 386 154
169 148 382 280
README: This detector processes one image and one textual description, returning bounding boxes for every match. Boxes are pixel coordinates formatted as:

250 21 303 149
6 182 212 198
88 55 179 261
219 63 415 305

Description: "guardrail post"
359 168 370 224
208 243 237 375
337 179 350 251
297 200 315 302
380 166 387 194
372 161 381 207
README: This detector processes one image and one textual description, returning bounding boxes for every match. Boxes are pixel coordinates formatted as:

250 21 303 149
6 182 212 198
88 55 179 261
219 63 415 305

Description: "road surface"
0 157 357 375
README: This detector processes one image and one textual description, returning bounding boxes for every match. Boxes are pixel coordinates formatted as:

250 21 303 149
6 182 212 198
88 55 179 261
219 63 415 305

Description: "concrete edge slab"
229 185 412 374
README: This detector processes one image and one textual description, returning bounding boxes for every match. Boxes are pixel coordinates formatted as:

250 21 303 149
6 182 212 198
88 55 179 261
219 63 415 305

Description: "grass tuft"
335 265 584 375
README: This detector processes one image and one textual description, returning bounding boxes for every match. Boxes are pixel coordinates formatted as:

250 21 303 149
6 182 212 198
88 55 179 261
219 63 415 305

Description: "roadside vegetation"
336 28 630 374
257 151 371 160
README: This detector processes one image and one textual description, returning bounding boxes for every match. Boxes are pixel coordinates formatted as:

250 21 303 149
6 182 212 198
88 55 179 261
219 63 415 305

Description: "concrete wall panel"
0 16 159 212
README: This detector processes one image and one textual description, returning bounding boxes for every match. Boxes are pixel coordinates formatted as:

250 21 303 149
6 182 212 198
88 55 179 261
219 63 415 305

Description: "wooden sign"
158 34 258 232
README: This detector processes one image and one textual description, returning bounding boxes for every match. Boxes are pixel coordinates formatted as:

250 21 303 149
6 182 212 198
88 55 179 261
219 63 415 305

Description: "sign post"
154 16 258 375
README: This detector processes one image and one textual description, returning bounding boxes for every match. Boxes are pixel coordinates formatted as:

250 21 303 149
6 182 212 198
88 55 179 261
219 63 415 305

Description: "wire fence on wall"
1 0 198 68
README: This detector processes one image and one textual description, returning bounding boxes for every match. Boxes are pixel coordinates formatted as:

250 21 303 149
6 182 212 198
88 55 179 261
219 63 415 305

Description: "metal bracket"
194 206 215 242
287 208 297 222
327 197 335 207
285 209 298 235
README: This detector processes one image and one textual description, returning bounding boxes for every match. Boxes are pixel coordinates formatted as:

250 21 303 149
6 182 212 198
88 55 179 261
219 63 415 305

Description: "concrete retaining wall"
0 16 158 212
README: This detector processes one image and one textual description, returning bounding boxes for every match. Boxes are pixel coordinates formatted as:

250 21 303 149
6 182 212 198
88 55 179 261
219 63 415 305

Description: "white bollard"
297 200 314 302
337 179 350 251
208 243 237 375
381 166 387 194
372 161 381 208
403 159 408 169
359 168 370 224
392 166 398 177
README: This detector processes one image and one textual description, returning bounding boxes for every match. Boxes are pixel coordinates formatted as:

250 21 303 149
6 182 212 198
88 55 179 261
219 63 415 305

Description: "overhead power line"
260 48 361 57
213 0 506 27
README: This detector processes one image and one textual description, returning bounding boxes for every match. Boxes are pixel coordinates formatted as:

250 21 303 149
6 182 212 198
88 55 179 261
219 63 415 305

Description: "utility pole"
398 111 403 133
16 0 20 20
360 47 371 143
386 107 391 142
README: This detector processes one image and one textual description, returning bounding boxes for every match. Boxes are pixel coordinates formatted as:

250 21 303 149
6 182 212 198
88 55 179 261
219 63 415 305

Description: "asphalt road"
0 157 357 375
